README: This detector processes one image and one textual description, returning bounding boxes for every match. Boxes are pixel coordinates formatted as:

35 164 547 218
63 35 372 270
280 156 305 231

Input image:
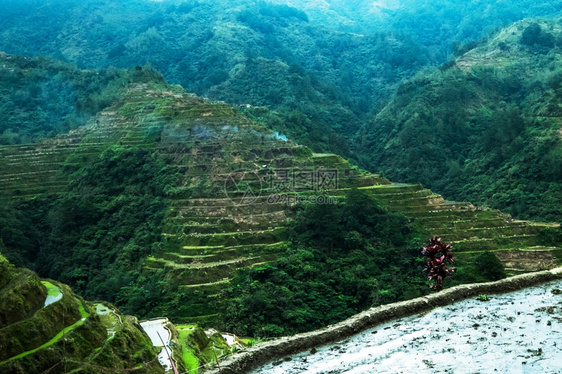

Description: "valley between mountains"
1 2 562 372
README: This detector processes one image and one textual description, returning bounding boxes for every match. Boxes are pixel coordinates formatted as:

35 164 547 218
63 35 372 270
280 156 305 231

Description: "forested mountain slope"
0 60 560 336
356 17 562 222
0 0 419 156
0 53 139 144
2 0 561 156
2 2 562 366
283 0 562 59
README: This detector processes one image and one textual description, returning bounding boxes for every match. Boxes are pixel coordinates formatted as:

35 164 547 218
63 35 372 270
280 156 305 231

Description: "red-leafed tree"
422 236 456 291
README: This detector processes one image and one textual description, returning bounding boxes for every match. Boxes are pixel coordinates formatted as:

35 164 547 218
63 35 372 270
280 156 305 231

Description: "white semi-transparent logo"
224 168 339 205
224 169 263 205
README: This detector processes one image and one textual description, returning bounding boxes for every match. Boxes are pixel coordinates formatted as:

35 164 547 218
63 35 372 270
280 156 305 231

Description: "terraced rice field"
0 82 560 326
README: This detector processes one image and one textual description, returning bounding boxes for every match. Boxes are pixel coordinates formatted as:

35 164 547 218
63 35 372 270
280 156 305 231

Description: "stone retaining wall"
205 267 562 374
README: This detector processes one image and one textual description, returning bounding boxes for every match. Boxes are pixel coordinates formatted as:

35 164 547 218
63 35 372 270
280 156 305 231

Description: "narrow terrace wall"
205 267 562 374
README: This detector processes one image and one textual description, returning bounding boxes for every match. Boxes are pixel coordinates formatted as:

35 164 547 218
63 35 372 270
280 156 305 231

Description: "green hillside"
356 18 562 222
2 2 561 225
0 0 423 156
2 2 562 367
0 65 560 334
0 252 163 374
4 0 559 158
0 53 142 145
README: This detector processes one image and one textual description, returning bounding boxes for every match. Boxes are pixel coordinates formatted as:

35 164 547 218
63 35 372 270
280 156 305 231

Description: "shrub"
422 237 456 291
473 251 506 281
520 23 555 53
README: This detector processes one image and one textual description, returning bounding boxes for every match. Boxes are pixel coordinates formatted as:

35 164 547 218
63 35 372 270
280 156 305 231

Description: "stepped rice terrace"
1 1 562 372
0 79 560 331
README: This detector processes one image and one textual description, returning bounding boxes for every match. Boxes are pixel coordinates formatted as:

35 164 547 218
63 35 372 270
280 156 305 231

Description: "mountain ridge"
4 0 559 159
355 16 562 223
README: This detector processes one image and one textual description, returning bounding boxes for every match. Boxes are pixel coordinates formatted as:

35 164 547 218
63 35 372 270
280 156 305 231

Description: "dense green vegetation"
356 19 562 222
3 0 559 156
0 146 179 315
361 0 561 59
447 250 507 288
0 201 40 268
0 4 560 355
1 2 561 221
0 50 543 340
0 0 408 155
1 2 560 221
219 189 425 337
218 189 510 338
0 53 141 144
0 254 47 329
